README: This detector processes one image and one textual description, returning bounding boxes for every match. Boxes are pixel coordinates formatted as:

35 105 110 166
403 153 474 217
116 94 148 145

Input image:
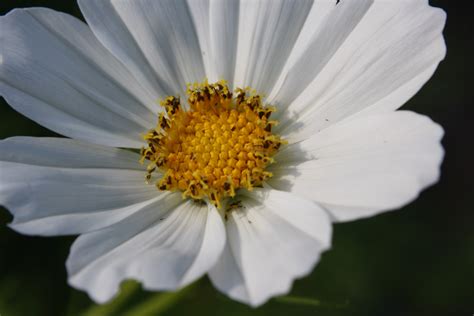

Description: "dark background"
0 1 472 315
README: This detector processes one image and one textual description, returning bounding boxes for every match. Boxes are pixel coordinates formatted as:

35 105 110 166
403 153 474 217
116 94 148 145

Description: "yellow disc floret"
140 80 286 208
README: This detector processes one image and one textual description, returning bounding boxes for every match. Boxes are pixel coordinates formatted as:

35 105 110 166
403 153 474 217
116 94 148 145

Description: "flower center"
140 80 286 208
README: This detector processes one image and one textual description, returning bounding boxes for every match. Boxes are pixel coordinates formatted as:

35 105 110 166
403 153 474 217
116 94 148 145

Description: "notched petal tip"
66 199 226 304
271 111 446 223
209 188 332 307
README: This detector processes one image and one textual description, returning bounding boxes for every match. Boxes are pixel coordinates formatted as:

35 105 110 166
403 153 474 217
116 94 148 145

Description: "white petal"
67 199 226 303
270 0 371 106
269 111 444 222
0 137 159 235
208 0 240 85
79 0 206 97
77 0 170 99
233 0 314 94
187 0 214 81
272 0 446 141
0 8 157 148
209 188 331 307
268 0 336 89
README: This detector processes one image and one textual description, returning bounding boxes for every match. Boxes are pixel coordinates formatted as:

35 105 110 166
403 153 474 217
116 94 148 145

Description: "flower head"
141 80 286 208
0 0 446 307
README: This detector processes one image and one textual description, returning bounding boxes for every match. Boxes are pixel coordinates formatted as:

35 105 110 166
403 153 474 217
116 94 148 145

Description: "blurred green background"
0 1 472 315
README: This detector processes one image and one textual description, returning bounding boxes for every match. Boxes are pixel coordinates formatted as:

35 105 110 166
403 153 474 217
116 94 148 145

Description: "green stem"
275 296 322 307
121 282 198 316
275 295 349 309
82 281 141 316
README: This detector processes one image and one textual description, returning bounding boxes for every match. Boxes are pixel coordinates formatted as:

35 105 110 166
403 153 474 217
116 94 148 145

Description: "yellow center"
140 80 286 208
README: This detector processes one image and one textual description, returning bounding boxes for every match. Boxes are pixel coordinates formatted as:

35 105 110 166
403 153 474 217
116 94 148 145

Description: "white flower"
0 0 446 307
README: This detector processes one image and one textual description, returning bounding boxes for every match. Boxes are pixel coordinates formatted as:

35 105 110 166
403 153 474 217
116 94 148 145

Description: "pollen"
140 80 286 208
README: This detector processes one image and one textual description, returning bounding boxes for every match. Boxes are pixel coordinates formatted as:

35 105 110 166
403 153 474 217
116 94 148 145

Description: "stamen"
141 80 286 208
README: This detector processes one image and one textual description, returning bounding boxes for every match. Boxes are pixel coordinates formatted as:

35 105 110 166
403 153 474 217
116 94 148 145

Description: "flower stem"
275 295 349 309
121 282 198 316
81 281 141 316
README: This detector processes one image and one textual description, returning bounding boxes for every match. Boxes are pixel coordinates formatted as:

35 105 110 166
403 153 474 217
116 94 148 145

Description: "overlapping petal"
0 137 159 235
67 198 226 303
271 0 446 142
209 188 331 306
269 111 444 222
0 8 157 148
79 0 207 97
232 0 313 93
207 0 240 84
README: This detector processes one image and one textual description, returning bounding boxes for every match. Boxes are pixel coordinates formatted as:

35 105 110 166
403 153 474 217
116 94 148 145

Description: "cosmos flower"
0 0 446 307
